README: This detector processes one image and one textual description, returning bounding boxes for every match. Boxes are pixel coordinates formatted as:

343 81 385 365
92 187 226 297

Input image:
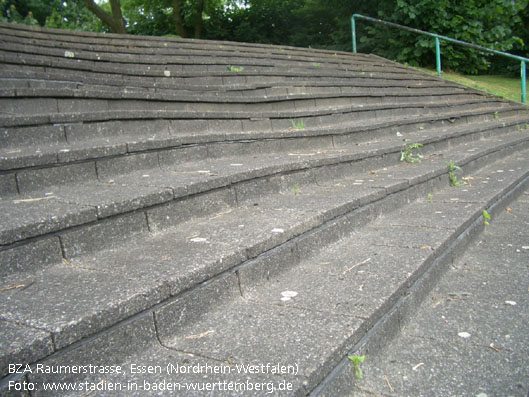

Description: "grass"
416 67 522 103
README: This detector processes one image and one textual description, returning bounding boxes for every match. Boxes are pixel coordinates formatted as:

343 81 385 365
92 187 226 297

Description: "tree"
0 0 103 31
358 0 528 74
82 0 126 33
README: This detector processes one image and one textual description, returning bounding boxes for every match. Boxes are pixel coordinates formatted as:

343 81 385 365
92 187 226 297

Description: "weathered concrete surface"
321 191 529 397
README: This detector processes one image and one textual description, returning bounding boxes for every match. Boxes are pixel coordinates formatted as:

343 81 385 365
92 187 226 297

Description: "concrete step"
0 22 378 65
2 109 528 248
0 100 526 175
0 76 476 103
0 88 489 116
321 188 529 396
2 140 528 395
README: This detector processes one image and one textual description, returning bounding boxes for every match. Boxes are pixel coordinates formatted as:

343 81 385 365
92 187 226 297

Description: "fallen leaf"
506 207 512 212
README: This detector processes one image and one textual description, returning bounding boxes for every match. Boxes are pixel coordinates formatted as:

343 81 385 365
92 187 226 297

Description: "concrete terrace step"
0 76 477 102
2 109 529 248
1 141 528 395
1 111 529 345
0 22 374 63
0 88 491 117
0 101 527 174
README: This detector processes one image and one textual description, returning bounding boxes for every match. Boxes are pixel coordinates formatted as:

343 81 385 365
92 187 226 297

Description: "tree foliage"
358 0 528 74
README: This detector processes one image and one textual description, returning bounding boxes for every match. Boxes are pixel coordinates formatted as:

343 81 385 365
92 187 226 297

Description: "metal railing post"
351 16 357 53
435 36 442 76
522 60 527 104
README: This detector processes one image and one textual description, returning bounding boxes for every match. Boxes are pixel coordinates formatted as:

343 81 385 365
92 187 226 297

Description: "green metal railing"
351 14 528 104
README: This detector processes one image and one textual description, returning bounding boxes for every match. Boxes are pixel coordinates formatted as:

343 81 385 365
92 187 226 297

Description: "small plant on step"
348 355 366 379
290 119 305 130
400 143 424 163
493 111 499 120
447 161 466 187
482 209 491 228
293 183 300 196
227 65 244 72
428 193 433 202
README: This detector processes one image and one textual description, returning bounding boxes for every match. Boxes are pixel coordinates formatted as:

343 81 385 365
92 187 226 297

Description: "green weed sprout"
482 209 491 227
227 65 244 72
290 120 305 130
348 355 366 379
400 143 424 163
447 161 465 187
294 183 300 196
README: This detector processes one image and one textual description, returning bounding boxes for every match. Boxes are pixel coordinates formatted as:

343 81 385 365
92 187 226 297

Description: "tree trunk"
82 0 126 33
173 0 187 37
194 0 205 39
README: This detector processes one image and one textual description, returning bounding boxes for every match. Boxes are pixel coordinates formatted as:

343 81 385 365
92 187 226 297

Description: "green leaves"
400 143 424 163
348 355 366 379
483 209 491 227
363 0 528 75
447 161 466 187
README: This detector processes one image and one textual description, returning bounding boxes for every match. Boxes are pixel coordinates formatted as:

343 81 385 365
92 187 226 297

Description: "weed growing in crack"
290 120 305 130
227 65 244 72
400 143 424 163
482 209 491 228
294 183 300 196
447 161 466 187
348 355 367 379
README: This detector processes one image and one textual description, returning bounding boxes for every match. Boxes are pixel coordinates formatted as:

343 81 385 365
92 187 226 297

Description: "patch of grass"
415 67 522 103
400 143 424 163
294 183 300 196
